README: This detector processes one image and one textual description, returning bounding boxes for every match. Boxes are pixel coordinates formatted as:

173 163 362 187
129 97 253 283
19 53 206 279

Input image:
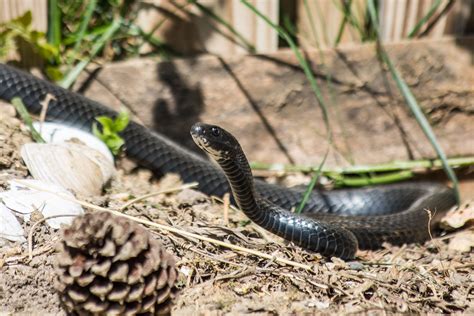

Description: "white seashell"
21 142 115 196
32 122 114 162
0 203 26 243
0 179 84 229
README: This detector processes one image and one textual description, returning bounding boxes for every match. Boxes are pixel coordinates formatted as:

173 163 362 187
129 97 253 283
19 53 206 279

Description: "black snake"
0 64 456 259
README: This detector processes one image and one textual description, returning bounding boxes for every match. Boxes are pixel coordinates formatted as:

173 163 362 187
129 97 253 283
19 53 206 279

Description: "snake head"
190 123 240 159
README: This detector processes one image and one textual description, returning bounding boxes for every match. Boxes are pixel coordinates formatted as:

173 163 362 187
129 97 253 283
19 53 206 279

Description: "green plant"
92 111 130 155
1 1 174 85
0 11 61 79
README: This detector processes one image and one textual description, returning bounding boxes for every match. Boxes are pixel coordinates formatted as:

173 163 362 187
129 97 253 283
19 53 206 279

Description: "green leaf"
16 11 32 27
0 30 16 60
105 134 125 155
92 110 130 156
0 10 60 64
95 116 115 134
45 65 64 81
113 111 129 132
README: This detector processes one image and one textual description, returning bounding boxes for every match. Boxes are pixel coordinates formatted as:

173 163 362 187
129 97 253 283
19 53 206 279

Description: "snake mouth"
190 124 213 155
192 135 223 158
191 133 209 150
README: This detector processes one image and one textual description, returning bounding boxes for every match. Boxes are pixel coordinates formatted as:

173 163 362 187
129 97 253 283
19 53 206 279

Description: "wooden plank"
135 0 279 55
393 0 408 40
231 0 255 54
297 0 471 46
254 0 279 53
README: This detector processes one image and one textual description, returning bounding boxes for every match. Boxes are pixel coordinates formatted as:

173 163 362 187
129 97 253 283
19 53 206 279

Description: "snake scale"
0 63 457 259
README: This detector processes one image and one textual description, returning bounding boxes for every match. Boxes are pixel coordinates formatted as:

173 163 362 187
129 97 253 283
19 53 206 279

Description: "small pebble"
348 261 365 270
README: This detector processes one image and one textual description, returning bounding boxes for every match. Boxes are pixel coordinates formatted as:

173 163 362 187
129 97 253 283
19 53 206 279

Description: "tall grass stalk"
240 0 333 212
47 0 61 50
70 0 98 61
367 0 460 203
296 149 329 213
408 0 442 38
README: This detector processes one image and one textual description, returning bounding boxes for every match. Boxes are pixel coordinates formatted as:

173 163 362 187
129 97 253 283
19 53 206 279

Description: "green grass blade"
59 18 121 89
334 0 351 46
408 0 442 38
302 0 320 47
296 149 329 214
128 22 174 60
11 97 45 143
47 0 61 51
383 58 460 202
333 0 366 45
367 0 460 203
71 0 98 58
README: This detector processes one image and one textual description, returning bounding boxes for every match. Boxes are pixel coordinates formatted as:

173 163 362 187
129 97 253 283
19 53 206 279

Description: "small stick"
28 214 77 260
222 193 230 226
119 182 198 210
38 93 56 131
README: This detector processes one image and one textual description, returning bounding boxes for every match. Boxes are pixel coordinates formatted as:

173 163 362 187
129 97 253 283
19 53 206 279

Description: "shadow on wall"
153 61 205 153
454 7 474 65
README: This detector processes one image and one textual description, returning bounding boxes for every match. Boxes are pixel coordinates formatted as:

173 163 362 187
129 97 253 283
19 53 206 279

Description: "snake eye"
210 127 220 137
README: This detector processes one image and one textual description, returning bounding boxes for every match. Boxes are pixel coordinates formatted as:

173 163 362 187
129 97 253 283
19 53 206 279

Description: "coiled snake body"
0 64 456 259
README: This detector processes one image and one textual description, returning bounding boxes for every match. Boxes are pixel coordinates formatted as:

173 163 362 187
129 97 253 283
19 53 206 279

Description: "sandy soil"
0 103 473 315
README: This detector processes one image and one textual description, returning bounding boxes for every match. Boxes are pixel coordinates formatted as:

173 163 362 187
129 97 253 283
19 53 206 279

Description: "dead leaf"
447 230 474 253
441 201 474 231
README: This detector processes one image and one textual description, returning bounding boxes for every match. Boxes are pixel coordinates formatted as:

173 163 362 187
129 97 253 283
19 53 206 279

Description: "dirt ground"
0 103 473 315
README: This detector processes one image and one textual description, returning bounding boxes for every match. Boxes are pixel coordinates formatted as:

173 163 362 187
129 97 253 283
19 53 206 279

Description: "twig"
28 214 77 260
425 209 434 241
222 193 230 226
18 180 314 271
38 93 56 130
119 182 198 210
5 243 55 265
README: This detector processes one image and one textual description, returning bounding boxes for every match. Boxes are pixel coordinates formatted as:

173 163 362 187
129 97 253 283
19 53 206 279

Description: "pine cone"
55 212 179 315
